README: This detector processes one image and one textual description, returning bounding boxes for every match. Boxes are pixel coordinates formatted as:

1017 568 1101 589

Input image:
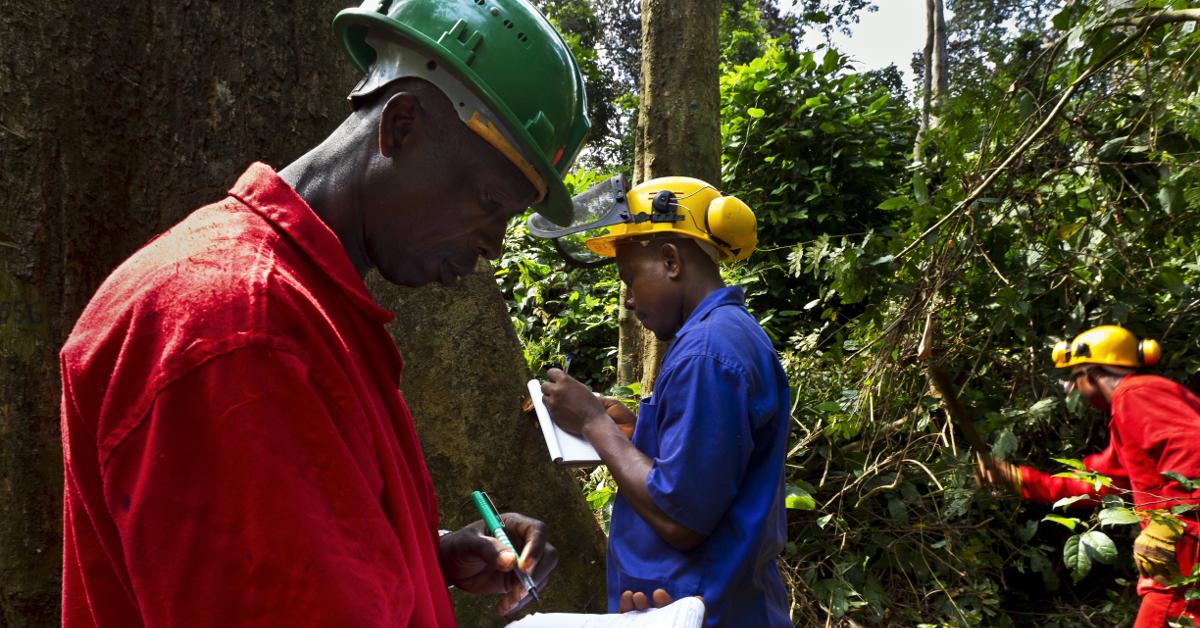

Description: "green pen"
470 490 540 602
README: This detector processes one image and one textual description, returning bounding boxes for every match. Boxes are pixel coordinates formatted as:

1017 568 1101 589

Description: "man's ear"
379 92 420 158
660 242 682 279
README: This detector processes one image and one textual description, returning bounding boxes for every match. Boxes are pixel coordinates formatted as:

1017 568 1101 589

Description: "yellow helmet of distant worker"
1051 325 1161 369
583 176 757 262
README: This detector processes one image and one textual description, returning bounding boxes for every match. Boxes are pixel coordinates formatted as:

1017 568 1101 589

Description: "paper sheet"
507 596 705 628
527 379 602 466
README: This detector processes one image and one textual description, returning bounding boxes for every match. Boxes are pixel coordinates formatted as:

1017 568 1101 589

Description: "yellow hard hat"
583 176 757 262
1051 325 1161 369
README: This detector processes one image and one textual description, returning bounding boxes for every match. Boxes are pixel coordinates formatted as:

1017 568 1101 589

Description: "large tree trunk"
0 2 603 625
1 3 357 623
630 0 722 393
370 268 608 624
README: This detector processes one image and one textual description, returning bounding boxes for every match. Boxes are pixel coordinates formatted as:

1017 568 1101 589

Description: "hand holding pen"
437 502 556 615
471 491 541 602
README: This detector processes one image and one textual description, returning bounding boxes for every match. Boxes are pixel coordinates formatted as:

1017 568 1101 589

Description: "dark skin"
280 79 538 287
279 79 549 615
541 236 724 552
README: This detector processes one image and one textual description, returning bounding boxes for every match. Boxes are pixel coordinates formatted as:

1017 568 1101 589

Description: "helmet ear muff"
1139 339 1161 366
1052 340 1069 367
704 196 757 261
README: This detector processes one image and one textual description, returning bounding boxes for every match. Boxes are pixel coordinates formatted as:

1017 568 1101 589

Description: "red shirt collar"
228 162 394 324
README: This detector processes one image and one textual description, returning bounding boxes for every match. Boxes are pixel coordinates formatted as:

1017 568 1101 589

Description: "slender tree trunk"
913 0 947 204
0 2 603 624
931 0 949 116
616 285 644 387
632 0 722 394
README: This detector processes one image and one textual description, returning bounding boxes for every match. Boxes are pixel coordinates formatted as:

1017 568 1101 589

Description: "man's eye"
482 195 504 213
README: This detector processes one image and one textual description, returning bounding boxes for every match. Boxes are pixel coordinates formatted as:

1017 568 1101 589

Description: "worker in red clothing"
58 0 590 626
978 325 1200 627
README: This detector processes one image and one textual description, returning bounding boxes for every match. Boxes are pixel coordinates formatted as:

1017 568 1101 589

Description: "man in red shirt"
979 325 1200 626
59 0 590 625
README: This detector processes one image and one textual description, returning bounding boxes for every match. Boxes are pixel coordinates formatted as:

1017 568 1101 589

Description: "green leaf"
785 485 816 510
876 196 912 210
1081 530 1118 565
1053 495 1091 510
1162 471 1200 491
1027 398 1057 417
1053 457 1087 471
1055 222 1085 241
992 428 1018 460
1043 514 1082 531
1098 507 1140 526
747 107 766 119
1051 7 1072 30
1063 534 1092 582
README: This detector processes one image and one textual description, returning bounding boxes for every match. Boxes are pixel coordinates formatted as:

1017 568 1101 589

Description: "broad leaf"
1098 507 1140 526
1053 495 1091 510
1081 530 1118 565
785 485 816 511
1063 534 1091 582
1043 514 1082 531
1162 471 1200 491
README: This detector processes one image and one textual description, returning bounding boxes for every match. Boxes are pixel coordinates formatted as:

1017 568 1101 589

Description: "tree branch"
1109 9 1200 27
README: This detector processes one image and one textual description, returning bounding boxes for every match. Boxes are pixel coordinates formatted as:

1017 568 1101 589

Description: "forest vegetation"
505 0 1200 624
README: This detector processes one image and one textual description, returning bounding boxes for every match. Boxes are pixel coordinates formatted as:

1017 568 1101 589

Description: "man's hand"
618 589 673 612
437 513 558 615
541 368 611 437
598 396 636 439
975 454 1023 495
1134 519 1182 586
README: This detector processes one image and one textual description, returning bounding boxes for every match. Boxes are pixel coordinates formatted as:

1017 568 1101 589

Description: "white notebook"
527 379 602 467
507 596 705 628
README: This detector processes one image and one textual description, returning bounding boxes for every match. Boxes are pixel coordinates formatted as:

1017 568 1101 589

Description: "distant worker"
978 325 1200 627
534 177 792 627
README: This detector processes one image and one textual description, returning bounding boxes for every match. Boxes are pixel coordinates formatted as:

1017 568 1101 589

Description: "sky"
795 0 933 88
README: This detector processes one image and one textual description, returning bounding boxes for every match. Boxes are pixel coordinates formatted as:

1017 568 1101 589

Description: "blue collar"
674 286 746 339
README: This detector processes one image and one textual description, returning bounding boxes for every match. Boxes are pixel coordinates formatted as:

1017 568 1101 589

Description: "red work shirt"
1020 375 1200 595
60 163 456 626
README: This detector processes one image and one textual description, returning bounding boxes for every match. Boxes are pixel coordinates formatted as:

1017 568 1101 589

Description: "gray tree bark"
913 0 948 204
630 0 722 394
0 1 603 625
370 268 608 624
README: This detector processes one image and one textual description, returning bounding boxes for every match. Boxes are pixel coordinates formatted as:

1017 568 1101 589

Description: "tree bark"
369 267 608 624
616 285 644 387
0 1 603 624
632 0 722 394
913 0 947 205
1 2 357 623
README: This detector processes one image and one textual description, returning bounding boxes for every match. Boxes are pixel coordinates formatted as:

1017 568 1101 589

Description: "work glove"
1133 519 1183 586
975 454 1023 496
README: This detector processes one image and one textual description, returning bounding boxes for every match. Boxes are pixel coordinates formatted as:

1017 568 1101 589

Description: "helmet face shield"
526 174 630 267
527 175 759 267
527 174 631 239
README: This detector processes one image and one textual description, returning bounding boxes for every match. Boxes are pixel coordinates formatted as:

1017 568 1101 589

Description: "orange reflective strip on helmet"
466 112 547 203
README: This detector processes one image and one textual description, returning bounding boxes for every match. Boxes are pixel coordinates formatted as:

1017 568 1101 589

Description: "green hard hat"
334 0 590 226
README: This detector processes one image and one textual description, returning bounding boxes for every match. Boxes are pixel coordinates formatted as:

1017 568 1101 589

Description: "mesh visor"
527 174 631 238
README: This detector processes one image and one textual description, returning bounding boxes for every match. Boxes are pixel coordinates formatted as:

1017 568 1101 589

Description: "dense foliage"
504 0 1200 624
